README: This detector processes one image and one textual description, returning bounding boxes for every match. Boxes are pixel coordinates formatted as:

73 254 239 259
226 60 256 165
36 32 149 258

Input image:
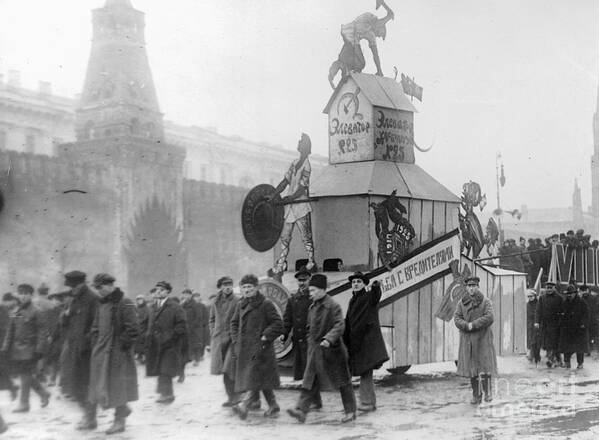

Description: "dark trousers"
242 389 276 407
297 377 356 414
223 374 239 403
157 375 174 397
14 361 48 406
359 369 376 407
529 343 541 363
563 352 584 366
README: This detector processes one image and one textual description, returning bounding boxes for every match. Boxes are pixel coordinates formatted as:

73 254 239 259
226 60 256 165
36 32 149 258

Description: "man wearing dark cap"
231 274 284 420
288 274 356 424
180 288 204 370
281 267 321 406
455 276 497 404
558 284 589 369
60 270 99 430
88 274 139 434
134 295 149 363
193 292 210 364
146 281 187 404
2 283 50 412
580 285 599 353
210 276 241 407
343 272 388 412
535 281 564 368
46 291 69 386
33 283 56 384
0 293 18 401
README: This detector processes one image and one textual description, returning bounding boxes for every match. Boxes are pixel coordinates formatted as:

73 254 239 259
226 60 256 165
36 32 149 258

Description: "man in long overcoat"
580 285 598 352
88 274 139 435
343 272 388 412
59 270 99 430
535 281 564 368
0 293 18 400
192 292 209 364
526 289 541 364
134 295 149 363
454 277 497 404
282 267 319 408
181 289 203 367
2 284 50 412
146 281 187 404
287 274 356 424
230 274 283 420
210 276 240 406
558 284 589 369
45 291 69 386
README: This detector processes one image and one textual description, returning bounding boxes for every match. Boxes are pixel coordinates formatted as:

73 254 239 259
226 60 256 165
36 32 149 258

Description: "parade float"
241 0 527 373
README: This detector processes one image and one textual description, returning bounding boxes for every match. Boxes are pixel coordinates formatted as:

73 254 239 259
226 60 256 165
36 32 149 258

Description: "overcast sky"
1 0 598 212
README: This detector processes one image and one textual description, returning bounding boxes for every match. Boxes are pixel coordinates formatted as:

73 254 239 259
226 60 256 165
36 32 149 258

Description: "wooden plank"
500 276 513 356
417 201 434 363
379 301 393 327
430 202 447 363
442 273 457 361
394 297 409 366
513 275 527 354
406 199 423 364
490 273 502 355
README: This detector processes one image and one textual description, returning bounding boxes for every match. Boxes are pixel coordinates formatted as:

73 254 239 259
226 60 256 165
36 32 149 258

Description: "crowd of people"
526 282 599 369
496 229 598 287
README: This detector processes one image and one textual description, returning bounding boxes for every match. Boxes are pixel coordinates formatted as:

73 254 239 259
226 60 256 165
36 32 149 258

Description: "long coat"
535 291 563 350
0 306 13 389
582 293 599 340
526 299 541 349
302 294 352 391
230 292 283 392
209 291 238 375
282 288 311 380
343 283 389 376
558 296 590 354
454 291 498 377
134 302 149 355
145 297 187 378
196 301 209 350
2 301 46 362
182 299 204 352
88 289 139 409
60 283 99 401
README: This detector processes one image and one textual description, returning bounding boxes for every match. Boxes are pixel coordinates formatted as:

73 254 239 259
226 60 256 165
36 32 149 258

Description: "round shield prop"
241 184 284 252
259 278 293 360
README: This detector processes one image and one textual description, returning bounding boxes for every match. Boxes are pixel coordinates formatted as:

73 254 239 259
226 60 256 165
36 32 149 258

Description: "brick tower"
63 0 186 293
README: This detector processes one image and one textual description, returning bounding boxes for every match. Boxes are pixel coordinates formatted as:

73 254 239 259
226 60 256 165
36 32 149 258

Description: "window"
0 131 6 150
25 135 35 153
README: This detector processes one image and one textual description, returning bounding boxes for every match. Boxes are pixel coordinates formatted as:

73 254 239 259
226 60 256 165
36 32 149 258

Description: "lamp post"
495 152 505 245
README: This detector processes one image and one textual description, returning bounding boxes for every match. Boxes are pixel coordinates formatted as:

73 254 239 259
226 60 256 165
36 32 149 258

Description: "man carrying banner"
535 281 564 368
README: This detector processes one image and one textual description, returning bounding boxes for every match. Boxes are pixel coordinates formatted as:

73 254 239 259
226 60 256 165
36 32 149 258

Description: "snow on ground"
2 353 599 439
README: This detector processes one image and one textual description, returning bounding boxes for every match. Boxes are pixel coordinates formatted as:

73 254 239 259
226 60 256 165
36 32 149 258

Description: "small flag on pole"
400 73 423 101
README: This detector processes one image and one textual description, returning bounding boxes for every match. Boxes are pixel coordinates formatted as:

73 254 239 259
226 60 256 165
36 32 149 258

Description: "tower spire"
75 0 163 141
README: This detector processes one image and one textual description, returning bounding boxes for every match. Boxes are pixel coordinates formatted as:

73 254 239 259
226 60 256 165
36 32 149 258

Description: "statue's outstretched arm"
370 43 383 76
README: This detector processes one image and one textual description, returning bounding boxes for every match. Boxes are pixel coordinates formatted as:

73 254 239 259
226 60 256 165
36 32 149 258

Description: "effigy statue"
328 0 395 88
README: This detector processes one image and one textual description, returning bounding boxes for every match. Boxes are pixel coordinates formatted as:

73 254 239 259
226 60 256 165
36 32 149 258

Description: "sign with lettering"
373 107 415 164
328 81 373 164
328 229 461 307
548 243 599 287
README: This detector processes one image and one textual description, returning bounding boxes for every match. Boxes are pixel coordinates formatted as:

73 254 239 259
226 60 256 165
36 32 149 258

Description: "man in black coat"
282 267 322 407
60 271 99 430
145 281 187 404
580 285 599 352
287 274 356 424
526 289 541 364
2 284 50 412
134 295 149 363
558 284 590 369
343 272 389 413
535 281 563 368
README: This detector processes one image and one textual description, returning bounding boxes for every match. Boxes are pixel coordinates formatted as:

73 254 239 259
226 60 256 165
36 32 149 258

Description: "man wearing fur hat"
343 272 388 412
145 281 187 404
288 274 356 424
210 276 241 406
231 274 283 420
535 281 564 368
454 276 497 404
558 284 589 369
88 274 139 434
60 270 99 430
281 267 321 407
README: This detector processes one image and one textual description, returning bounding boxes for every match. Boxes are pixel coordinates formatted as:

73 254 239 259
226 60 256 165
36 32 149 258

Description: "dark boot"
0 414 7 434
76 404 97 430
470 377 482 405
105 418 125 435
481 374 492 402
264 403 280 418
287 408 306 423
232 402 248 420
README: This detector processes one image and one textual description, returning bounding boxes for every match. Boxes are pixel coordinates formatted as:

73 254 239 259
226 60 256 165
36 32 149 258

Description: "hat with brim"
348 271 369 286
295 266 311 280
565 284 578 294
